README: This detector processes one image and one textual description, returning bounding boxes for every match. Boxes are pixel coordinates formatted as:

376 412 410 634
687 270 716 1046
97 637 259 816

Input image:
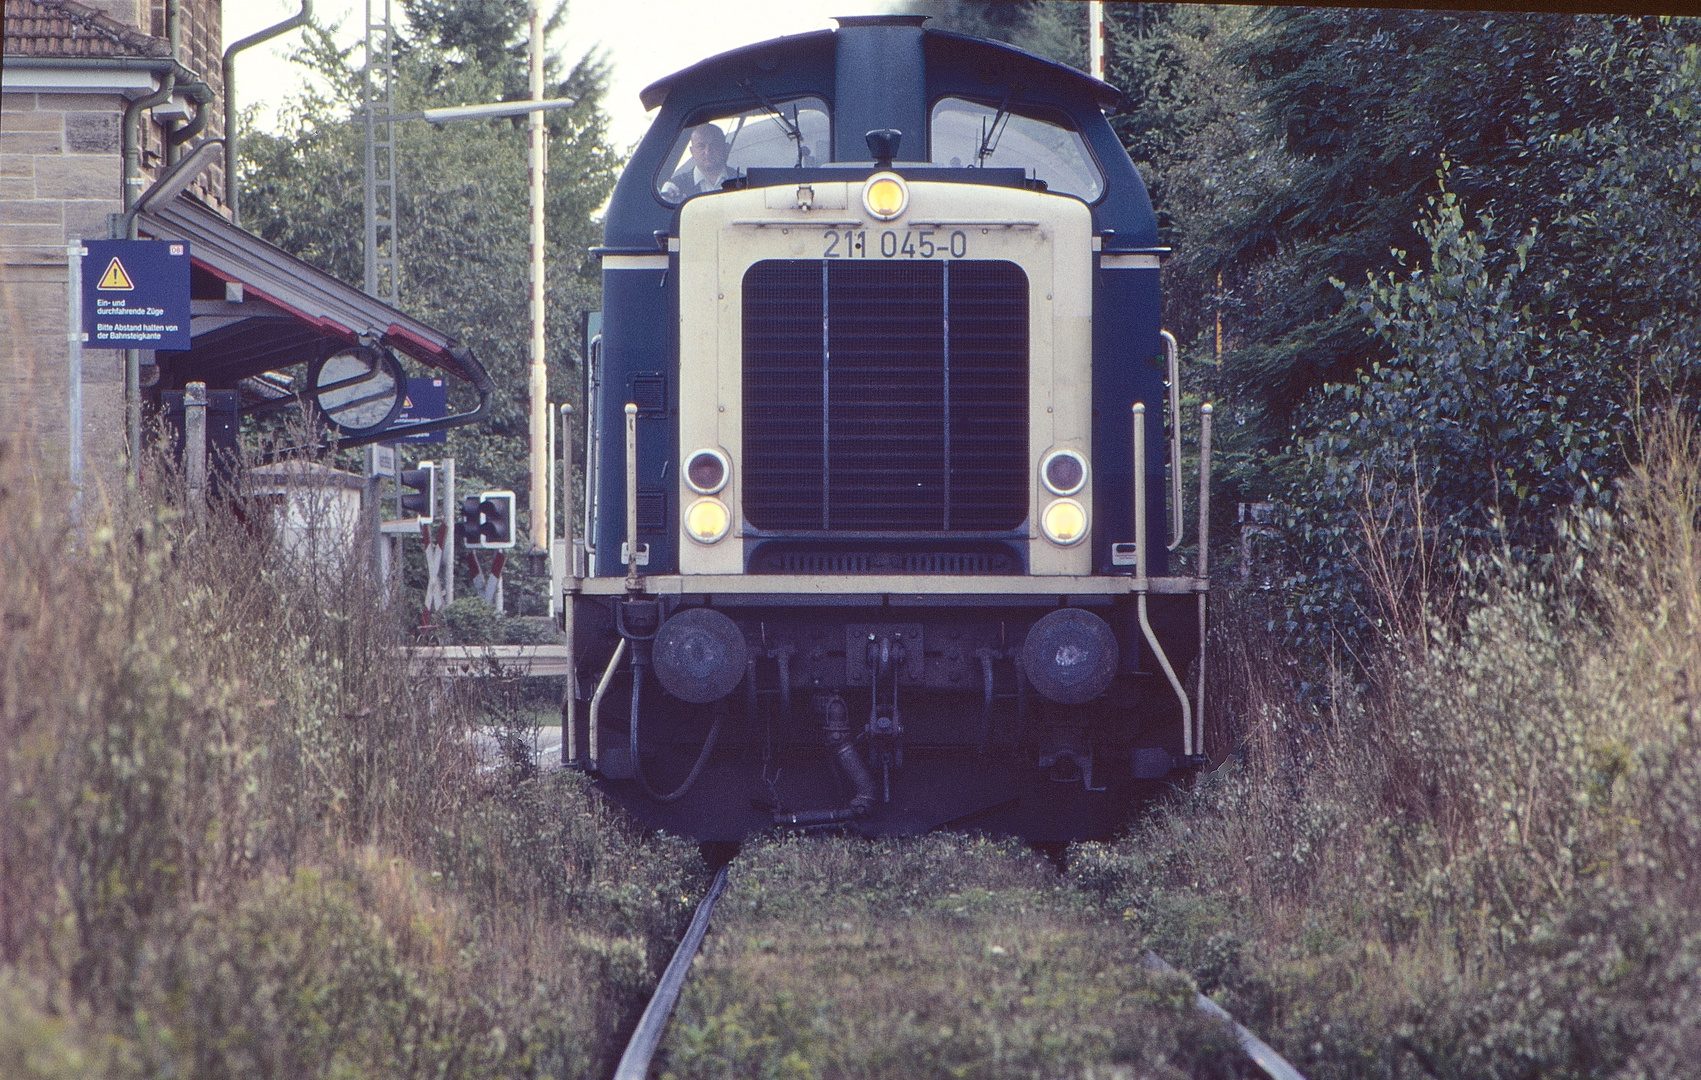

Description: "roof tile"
3 0 172 59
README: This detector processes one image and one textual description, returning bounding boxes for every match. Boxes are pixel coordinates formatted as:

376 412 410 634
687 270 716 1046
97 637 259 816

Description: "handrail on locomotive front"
1149 389 1216 764
575 390 1218 776
1162 330 1184 553
1136 403 1192 760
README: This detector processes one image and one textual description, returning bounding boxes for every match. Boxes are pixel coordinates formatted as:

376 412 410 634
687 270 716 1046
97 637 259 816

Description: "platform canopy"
137 193 493 446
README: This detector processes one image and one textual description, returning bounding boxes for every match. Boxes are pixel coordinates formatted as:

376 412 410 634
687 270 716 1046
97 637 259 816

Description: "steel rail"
605 860 1299 1080
1142 951 1308 1080
613 864 731 1080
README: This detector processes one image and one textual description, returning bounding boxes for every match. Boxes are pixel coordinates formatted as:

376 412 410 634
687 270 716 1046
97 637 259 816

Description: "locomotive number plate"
823 228 970 260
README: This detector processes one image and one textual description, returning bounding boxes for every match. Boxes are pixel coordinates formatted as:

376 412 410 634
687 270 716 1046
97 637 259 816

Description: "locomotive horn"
1021 608 1119 705
865 128 901 165
653 607 750 704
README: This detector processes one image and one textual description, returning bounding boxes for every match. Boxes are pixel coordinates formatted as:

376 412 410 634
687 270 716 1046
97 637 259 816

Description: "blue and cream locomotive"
564 15 1213 840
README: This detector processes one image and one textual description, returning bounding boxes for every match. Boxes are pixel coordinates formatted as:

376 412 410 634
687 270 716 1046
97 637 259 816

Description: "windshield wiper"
738 79 806 166
976 86 1018 167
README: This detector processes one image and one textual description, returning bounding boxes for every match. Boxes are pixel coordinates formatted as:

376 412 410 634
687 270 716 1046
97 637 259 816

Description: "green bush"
1285 181 1625 655
1077 415 1701 1078
0 441 700 1078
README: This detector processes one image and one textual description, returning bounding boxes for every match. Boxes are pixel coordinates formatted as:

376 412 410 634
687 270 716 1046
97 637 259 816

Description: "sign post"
66 239 87 497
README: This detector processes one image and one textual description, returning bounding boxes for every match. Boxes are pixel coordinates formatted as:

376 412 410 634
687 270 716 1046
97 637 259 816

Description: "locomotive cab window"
657 96 831 203
929 97 1103 202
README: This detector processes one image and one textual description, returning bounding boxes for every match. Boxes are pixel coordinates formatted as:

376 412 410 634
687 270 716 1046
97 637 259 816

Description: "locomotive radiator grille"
747 544 1021 575
742 259 1029 533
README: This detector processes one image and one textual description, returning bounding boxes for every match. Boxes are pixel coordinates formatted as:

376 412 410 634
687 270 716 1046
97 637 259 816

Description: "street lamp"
354 2 566 580
393 98 579 125
525 0 550 582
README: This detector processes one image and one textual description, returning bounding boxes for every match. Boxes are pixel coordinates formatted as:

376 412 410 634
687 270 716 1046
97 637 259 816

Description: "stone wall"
1 89 129 483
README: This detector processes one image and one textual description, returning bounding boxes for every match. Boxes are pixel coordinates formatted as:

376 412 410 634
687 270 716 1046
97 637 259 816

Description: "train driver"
661 123 731 199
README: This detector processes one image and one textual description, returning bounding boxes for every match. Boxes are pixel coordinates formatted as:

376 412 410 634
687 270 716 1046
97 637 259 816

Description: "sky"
223 0 902 153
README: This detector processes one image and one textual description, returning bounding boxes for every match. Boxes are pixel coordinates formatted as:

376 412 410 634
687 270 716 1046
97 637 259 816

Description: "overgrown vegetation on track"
661 835 1246 1080
0 449 701 1079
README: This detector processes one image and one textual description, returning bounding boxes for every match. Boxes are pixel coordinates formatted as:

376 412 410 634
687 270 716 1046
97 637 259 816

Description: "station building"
1 0 490 491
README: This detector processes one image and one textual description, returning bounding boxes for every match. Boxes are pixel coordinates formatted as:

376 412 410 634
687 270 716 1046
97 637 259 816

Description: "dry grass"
10 402 1695 1077
660 834 1248 1080
0 434 702 1078
1074 412 1701 1079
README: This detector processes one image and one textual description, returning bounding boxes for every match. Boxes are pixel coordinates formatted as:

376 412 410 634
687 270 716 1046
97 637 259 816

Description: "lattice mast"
363 0 399 304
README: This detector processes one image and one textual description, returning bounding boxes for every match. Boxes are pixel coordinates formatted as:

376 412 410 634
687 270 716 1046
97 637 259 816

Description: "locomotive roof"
639 17 1125 114
603 14 1157 251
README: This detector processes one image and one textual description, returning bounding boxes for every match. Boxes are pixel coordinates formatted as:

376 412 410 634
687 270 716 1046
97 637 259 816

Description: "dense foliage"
0 443 700 1078
1079 8 1698 653
1076 415 1701 1079
239 0 618 612
1280 22 1701 651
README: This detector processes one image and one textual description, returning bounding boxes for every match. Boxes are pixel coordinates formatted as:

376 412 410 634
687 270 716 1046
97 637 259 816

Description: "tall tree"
1199 11 1659 450
401 0 573 101
240 5 619 609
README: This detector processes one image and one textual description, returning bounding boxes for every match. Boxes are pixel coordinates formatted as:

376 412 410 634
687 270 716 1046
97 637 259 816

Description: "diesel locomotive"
563 15 1213 841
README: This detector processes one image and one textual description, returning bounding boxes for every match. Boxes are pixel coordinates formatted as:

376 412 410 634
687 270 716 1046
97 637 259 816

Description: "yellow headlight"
863 174 908 220
1041 499 1087 546
684 497 731 543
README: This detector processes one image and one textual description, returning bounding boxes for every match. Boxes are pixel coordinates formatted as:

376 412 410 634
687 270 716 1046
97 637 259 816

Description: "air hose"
628 650 726 804
770 695 875 828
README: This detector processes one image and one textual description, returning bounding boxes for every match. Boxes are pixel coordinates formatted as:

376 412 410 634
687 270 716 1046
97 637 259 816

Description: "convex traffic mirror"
306 345 406 437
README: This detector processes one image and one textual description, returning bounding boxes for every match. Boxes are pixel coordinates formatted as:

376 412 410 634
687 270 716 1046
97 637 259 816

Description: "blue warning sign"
385 377 448 444
82 239 191 351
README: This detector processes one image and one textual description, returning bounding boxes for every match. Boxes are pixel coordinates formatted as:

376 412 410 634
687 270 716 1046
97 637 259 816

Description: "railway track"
613 849 1306 1080
612 864 730 1080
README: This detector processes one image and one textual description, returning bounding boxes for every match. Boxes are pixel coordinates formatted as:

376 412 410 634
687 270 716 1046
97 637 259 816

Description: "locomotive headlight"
684 448 729 494
862 173 908 220
1040 449 1088 496
1041 499 1088 546
684 497 732 543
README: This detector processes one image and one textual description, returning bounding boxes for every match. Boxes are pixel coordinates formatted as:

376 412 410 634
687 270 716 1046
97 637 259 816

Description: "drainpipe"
162 0 182 162
122 81 175 231
223 0 313 224
119 71 176 481
166 82 216 150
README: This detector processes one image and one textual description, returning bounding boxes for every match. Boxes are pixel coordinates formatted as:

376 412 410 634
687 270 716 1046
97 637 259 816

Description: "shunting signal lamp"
684 448 729 495
400 462 436 523
460 490 516 550
1041 449 1088 496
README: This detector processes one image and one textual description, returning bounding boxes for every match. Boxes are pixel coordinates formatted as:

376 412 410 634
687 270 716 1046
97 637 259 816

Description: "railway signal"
399 461 436 524
460 490 515 550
